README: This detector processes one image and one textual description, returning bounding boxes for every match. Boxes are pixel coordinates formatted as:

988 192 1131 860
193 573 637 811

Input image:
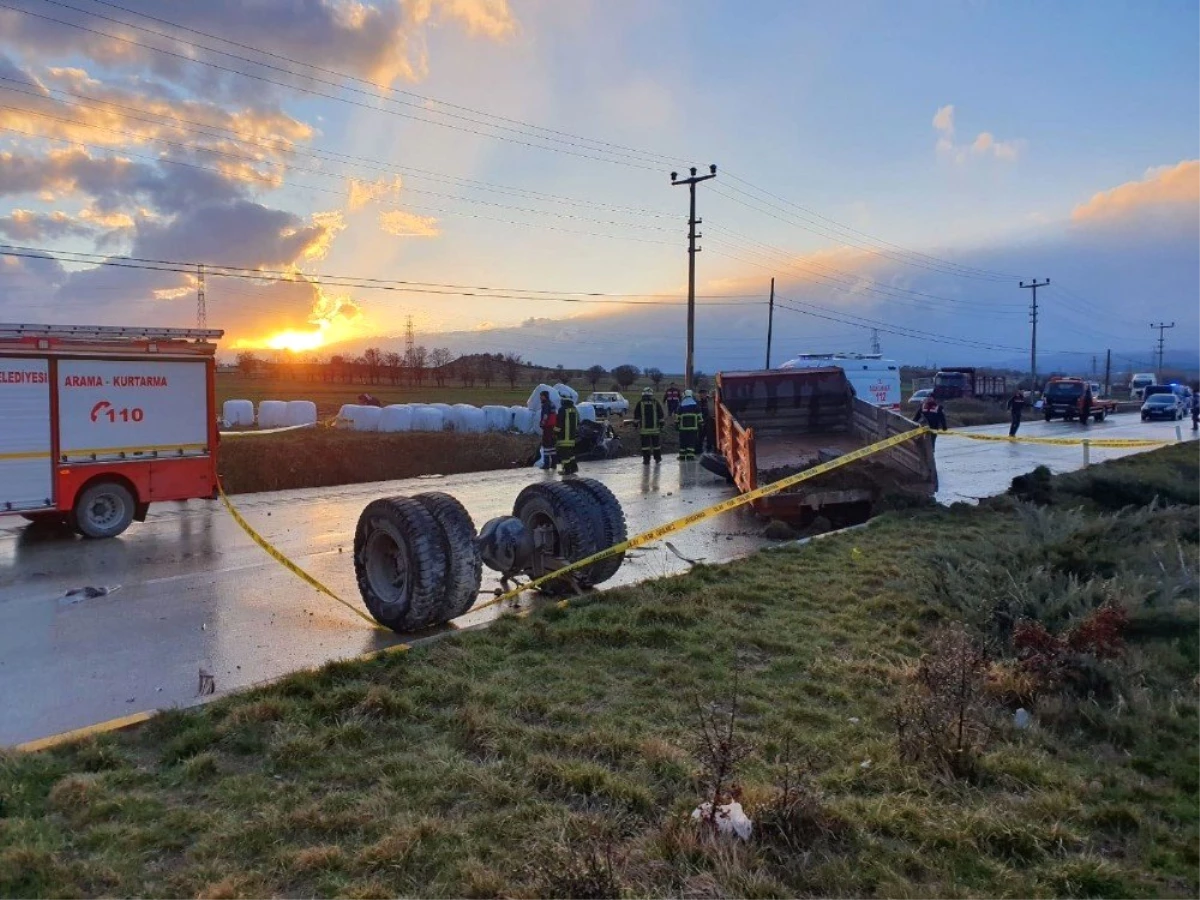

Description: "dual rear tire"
354 492 482 633
355 478 626 632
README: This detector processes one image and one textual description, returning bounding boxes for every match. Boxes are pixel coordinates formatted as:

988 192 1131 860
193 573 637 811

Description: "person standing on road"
538 390 557 469
664 382 681 418
677 390 701 461
1078 386 1093 426
698 388 716 453
555 394 580 476
914 396 947 445
633 387 664 466
1006 388 1027 438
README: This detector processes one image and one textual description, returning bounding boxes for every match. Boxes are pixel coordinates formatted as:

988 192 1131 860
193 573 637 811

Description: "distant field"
216 373 684 420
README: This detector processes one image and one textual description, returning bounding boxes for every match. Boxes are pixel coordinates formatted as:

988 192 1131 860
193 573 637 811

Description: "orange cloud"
1071 160 1200 223
348 176 403 210
379 208 440 237
436 0 518 39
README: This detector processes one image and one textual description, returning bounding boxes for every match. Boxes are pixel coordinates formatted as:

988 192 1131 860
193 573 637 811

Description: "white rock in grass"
691 801 752 841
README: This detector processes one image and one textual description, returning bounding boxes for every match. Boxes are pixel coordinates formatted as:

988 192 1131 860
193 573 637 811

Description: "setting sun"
264 329 327 353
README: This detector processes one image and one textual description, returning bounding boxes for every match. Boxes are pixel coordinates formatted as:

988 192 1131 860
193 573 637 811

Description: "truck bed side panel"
0 357 53 511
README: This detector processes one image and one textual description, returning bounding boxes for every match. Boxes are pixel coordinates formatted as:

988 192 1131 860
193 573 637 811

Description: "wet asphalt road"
1 412 1190 745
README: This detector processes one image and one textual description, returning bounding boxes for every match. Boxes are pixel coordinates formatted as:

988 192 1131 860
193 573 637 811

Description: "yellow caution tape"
939 431 1170 449
217 480 388 631
473 427 930 613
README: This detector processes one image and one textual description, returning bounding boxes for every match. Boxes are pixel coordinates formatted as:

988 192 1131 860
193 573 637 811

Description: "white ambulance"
0 323 224 538
777 353 902 409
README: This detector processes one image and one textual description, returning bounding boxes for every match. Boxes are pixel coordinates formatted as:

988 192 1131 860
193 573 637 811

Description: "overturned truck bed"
713 367 937 525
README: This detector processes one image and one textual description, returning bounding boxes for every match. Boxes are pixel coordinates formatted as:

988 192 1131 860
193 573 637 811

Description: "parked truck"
931 367 1008 401
1041 376 1119 423
708 367 937 526
0 323 224 538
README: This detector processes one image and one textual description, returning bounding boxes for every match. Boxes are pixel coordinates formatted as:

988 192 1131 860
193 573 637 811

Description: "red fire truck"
0 323 224 538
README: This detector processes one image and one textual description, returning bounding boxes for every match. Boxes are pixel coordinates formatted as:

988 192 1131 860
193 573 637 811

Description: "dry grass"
2 445 1196 898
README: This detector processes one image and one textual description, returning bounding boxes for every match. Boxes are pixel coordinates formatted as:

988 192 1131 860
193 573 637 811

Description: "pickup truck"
1041 377 1119 423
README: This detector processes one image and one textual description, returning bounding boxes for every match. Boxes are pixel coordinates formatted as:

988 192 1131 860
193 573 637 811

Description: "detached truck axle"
353 478 627 632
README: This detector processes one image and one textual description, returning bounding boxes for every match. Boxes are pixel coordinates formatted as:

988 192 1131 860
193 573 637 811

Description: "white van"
1129 373 1156 400
777 353 901 409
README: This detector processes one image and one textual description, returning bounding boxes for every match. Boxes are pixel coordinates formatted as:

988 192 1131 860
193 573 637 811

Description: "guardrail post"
1176 425 1183 442
1082 440 1090 467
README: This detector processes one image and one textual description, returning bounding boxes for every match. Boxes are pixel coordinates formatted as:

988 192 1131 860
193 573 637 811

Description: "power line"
3 0 666 170
0 76 682 221
718 170 1019 281
0 243 766 306
78 0 684 168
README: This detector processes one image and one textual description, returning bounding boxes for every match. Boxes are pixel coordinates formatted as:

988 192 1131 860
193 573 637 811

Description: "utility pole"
1091 355 1097 377
1019 279 1049 388
671 164 717 389
870 329 881 355
195 263 206 329
1150 321 1175 373
405 315 415 357
764 277 775 369
1103 349 1111 396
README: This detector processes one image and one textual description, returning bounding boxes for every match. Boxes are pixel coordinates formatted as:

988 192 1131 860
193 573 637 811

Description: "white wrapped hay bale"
222 399 254 427
412 406 445 432
527 383 561 412
334 404 357 428
482 405 512 431
344 405 382 432
452 403 486 433
576 401 597 423
257 400 288 428
378 404 414 433
509 406 535 434
284 400 317 427
553 382 579 403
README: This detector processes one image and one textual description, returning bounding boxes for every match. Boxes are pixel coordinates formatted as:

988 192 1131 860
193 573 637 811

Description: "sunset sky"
0 0 1196 372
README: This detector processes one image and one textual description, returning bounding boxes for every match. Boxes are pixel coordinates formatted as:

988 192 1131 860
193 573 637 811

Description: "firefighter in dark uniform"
633 387 664 465
697 388 716 453
555 394 580 475
677 389 701 461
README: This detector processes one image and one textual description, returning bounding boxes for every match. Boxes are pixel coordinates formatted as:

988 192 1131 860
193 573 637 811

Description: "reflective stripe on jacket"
634 398 663 434
556 404 578 444
678 411 701 431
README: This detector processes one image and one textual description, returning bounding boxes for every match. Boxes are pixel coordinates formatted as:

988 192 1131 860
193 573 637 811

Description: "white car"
908 388 932 406
585 391 629 416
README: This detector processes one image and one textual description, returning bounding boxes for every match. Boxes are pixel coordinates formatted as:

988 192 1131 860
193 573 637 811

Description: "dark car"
1141 392 1186 421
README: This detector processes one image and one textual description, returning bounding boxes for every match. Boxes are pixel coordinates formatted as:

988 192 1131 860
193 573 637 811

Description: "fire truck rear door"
0 357 53 511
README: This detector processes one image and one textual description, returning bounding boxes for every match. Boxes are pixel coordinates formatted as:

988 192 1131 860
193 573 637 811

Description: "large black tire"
412 491 483 620
73 481 135 539
511 482 604 593
1094 410 1106 423
560 478 626 585
1044 411 1052 422
354 497 448 632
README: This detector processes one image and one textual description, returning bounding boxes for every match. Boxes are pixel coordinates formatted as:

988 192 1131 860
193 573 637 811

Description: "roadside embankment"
5 442 1196 897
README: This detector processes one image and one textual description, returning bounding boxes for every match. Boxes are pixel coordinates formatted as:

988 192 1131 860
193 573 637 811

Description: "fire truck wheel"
559 478 626 585
412 492 483 620
512 482 603 594
73 481 136 539
354 497 448 633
